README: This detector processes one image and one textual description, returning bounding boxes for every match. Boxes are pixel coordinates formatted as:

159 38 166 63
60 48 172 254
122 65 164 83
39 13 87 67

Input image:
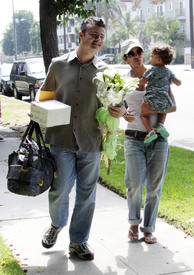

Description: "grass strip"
0 95 30 128
0 236 24 274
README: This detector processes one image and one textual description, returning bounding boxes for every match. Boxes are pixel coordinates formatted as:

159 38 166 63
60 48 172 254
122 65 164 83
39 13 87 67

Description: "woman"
109 38 176 244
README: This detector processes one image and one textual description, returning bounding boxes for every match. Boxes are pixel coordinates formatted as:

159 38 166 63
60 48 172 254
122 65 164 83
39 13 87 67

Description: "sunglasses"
125 48 143 58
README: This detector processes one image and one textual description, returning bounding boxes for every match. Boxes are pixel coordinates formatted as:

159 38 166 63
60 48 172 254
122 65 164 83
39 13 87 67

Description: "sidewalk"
0 127 194 275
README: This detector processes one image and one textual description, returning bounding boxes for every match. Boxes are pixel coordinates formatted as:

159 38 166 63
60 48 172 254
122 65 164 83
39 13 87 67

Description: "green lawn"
0 96 30 127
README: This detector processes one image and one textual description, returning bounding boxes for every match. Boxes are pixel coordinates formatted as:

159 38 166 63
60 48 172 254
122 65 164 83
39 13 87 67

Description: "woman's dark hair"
152 43 176 65
80 16 106 34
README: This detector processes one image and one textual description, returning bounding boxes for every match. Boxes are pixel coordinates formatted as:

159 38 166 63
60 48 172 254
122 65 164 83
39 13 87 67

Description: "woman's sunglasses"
125 48 143 58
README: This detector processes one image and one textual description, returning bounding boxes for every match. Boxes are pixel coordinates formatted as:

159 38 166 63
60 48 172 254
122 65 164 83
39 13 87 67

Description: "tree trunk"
40 0 59 73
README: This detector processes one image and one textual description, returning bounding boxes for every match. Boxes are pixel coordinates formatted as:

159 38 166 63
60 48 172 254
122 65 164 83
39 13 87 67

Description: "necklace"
131 67 146 78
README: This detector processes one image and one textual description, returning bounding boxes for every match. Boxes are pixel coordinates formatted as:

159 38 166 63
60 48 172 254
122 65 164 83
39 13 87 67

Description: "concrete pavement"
0 127 194 275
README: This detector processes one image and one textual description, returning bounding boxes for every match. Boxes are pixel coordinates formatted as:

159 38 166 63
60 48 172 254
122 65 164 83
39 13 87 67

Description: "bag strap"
33 122 47 154
18 121 45 151
18 120 35 149
33 122 58 177
34 122 46 146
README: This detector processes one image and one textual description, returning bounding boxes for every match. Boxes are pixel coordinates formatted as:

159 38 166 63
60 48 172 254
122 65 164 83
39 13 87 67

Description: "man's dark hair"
80 16 106 34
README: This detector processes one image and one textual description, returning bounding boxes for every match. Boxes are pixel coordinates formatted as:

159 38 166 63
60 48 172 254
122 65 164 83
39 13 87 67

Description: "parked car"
99 54 115 64
0 64 13 96
10 58 45 101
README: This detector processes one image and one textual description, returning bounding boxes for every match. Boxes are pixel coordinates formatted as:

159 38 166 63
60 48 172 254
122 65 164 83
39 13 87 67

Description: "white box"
30 100 71 127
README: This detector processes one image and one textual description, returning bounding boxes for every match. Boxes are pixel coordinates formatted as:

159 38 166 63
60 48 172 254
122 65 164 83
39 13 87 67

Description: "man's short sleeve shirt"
41 50 107 152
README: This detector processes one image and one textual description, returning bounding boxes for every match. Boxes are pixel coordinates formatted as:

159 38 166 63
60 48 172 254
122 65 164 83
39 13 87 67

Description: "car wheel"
13 86 22 100
30 87 35 102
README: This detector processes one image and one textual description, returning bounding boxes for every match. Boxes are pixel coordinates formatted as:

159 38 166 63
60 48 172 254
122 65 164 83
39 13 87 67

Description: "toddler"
140 43 181 143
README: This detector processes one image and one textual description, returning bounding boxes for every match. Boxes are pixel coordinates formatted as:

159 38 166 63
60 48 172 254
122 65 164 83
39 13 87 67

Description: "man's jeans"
124 136 170 233
49 145 101 243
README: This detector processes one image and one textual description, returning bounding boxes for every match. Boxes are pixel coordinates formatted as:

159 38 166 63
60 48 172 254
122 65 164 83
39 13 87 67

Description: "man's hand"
108 102 127 118
35 89 40 103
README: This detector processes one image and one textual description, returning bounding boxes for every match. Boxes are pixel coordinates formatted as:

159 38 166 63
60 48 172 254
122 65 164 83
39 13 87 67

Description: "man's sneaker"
69 242 94 260
42 225 61 248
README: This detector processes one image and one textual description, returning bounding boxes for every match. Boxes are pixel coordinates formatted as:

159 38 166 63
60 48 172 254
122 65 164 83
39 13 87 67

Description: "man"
35 16 107 261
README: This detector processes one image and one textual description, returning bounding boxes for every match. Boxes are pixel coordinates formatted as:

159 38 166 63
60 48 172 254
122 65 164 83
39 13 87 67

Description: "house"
57 16 77 54
129 0 193 64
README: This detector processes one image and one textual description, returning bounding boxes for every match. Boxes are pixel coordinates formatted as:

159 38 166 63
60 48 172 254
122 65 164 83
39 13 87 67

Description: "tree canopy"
2 10 41 57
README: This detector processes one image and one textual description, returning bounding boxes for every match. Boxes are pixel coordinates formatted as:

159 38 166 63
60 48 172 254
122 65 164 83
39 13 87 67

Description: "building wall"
135 0 191 41
134 0 193 64
57 16 77 54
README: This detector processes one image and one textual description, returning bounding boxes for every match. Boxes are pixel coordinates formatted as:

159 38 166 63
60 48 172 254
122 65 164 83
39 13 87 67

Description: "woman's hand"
108 102 126 118
124 109 135 122
167 87 176 113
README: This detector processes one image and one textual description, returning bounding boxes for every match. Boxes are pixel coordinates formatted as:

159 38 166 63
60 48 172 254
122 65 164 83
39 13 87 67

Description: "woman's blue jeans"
124 136 170 233
49 145 101 243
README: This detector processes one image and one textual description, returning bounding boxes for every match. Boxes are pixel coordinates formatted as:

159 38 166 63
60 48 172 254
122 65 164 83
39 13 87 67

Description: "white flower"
93 69 139 107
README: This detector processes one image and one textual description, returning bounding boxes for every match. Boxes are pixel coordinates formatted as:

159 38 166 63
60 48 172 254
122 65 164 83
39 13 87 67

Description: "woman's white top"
125 70 157 132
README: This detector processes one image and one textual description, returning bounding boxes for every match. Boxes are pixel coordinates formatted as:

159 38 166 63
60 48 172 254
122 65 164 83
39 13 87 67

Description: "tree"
111 11 138 41
30 22 42 54
2 26 15 56
2 10 34 57
106 9 139 55
95 0 121 40
39 0 107 72
144 15 186 48
15 11 34 53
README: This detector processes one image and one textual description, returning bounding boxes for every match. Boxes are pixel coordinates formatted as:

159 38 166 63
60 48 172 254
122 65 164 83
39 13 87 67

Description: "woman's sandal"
144 130 158 144
128 228 139 241
144 233 157 244
156 123 169 139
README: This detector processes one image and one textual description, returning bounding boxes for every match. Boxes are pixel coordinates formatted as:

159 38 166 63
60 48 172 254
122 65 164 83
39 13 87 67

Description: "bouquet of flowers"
93 69 139 167
94 69 139 107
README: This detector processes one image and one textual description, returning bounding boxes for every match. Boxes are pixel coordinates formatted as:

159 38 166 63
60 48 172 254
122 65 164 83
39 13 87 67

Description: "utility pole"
12 0 17 60
189 0 194 69
63 15 67 53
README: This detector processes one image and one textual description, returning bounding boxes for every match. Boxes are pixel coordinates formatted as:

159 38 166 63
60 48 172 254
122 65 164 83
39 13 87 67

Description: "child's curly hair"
151 43 176 65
